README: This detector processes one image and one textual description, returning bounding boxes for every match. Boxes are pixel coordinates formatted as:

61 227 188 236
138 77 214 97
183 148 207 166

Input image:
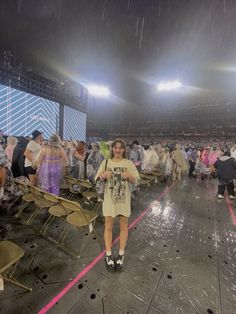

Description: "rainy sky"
1 0 236 123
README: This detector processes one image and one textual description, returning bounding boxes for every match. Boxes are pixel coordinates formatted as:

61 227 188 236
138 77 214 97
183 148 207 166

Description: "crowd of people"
1 130 236 204
1 130 236 271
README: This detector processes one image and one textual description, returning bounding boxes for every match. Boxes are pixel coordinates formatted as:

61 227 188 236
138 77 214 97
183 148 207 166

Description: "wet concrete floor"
0 178 235 314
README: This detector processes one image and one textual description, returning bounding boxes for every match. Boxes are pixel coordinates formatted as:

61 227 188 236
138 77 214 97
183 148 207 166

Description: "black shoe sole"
106 265 116 272
115 266 123 272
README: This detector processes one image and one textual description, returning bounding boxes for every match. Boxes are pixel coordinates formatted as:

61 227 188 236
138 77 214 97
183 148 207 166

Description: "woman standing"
86 143 104 182
171 144 188 181
95 139 140 272
11 137 29 178
24 130 43 185
5 136 18 168
36 134 67 195
71 142 86 179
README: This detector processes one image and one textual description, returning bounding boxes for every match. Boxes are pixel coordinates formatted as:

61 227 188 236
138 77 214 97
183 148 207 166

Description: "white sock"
106 251 112 256
119 250 125 256
0 187 4 199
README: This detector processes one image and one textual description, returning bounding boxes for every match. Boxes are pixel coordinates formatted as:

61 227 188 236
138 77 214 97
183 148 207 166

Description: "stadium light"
86 84 110 97
157 80 183 92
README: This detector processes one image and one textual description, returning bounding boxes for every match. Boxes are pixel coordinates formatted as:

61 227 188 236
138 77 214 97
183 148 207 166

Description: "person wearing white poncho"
142 145 159 172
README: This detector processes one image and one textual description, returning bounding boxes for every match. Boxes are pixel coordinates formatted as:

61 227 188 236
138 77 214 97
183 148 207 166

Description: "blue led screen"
63 106 86 141
0 84 59 138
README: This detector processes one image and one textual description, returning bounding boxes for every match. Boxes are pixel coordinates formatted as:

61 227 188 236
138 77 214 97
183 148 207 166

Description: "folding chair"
76 180 101 212
26 186 56 225
60 175 70 196
139 173 156 183
40 192 69 234
14 181 37 219
77 179 93 189
0 240 32 292
59 198 100 258
139 178 150 193
149 169 164 183
64 176 82 200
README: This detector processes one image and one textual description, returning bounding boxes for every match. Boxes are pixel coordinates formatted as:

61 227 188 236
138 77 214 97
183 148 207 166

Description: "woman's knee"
105 217 114 232
119 216 128 231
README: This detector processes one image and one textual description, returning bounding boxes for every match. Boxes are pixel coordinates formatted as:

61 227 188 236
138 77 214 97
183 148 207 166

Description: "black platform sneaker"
115 255 124 271
105 255 116 272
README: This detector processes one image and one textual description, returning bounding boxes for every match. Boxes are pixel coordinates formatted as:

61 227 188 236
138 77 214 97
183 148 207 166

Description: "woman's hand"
101 170 113 179
122 170 135 182
31 161 37 169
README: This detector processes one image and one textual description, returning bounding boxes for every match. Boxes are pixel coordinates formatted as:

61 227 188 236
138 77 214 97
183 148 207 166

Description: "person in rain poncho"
87 143 104 182
36 134 67 195
171 144 188 181
130 140 145 171
142 145 159 172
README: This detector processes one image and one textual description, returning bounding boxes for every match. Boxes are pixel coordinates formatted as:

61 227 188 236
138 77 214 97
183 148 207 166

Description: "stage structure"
0 67 87 140
0 84 59 138
63 106 86 141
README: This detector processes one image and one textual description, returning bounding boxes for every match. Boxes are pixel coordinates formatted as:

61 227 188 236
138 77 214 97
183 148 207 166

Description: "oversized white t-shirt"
95 159 140 218
24 140 41 167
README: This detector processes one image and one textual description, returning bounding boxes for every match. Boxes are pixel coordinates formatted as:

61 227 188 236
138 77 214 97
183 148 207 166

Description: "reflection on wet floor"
0 178 236 314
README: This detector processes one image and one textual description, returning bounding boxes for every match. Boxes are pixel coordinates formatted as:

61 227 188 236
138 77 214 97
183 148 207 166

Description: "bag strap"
105 159 108 171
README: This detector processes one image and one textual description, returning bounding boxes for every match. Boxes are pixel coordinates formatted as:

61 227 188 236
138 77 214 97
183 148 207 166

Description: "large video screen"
63 106 86 141
0 84 59 138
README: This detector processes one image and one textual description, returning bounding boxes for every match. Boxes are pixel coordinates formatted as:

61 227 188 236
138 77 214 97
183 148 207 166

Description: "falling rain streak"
139 17 145 49
17 0 21 16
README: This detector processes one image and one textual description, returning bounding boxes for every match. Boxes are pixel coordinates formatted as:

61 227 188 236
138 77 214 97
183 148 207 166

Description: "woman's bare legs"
119 216 128 251
104 216 115 271
116 215 128 270
104 216 114 253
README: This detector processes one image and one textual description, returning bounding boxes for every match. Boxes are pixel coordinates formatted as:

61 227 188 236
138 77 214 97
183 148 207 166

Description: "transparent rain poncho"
37 145 66 196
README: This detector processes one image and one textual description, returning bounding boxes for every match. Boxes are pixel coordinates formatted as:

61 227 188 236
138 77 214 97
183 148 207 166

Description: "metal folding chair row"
138 168 165 193
63 175 102 213
14 181 101 258
41 192 100 258
139 170 163 183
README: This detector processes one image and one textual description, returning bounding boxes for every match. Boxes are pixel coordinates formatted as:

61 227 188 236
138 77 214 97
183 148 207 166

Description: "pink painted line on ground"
226 197 236 226
38 184 173 314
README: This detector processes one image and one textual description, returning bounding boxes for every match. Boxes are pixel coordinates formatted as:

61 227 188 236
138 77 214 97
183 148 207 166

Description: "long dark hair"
76 142 85 155
110 139 126 159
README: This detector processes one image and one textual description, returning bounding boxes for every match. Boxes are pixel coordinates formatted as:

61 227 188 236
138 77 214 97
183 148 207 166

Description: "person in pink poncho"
201 147 210 167
208 146 221 166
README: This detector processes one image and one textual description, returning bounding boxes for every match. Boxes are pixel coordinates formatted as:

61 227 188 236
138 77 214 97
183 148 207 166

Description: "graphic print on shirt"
109 167 127 204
